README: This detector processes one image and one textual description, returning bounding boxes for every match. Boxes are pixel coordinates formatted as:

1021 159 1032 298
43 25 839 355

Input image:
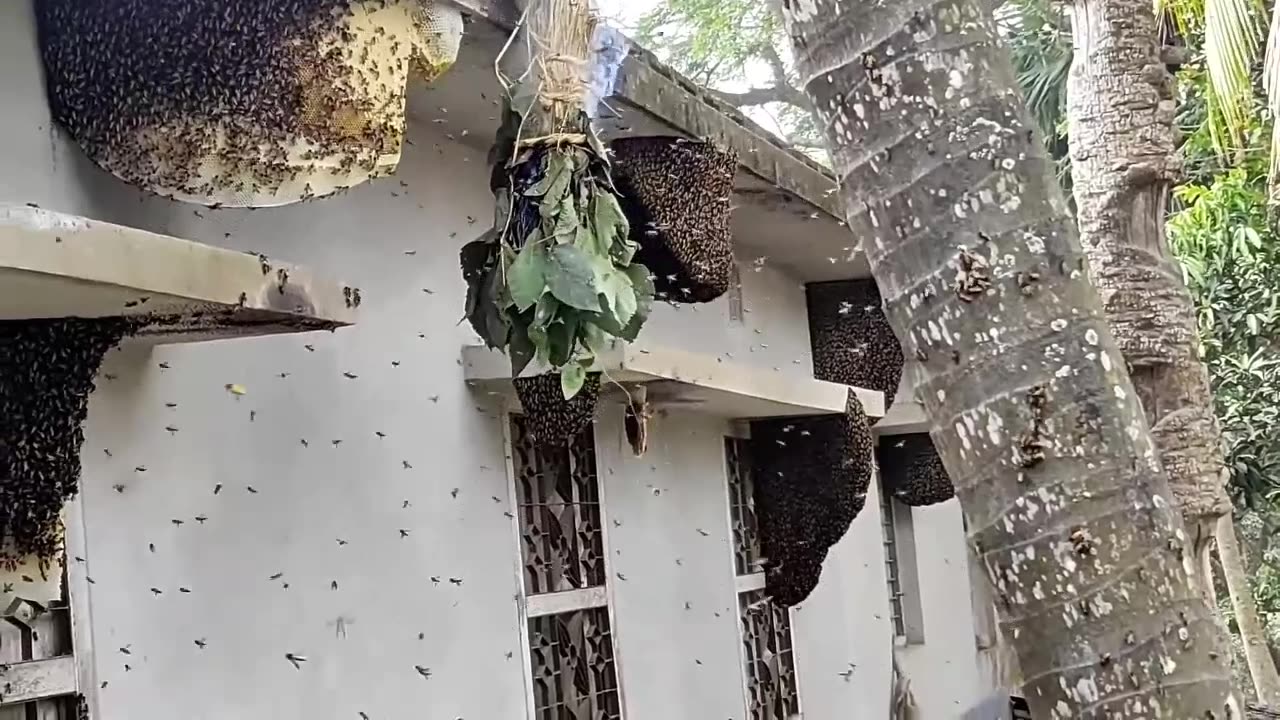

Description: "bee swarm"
748 391 874 607
1 318 131 570
513 373 601 446
877 433 955 507
609 137 737 303
37 0 463 207
806 279 905 424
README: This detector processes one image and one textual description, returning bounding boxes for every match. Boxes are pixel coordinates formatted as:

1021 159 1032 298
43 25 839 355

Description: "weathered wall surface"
0 2 992 717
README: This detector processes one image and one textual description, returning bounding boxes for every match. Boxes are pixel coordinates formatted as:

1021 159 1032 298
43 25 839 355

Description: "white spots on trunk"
1024 232 1047 255
1114 386 1127 400
1084 329 1099 345
1000 157 1017 171
1051 318 1068 332
1074 676 1101 705
1100 352 1113 371
1161 655 1178 676
936 389 946 402
956 420 972 452
1055 364 1072 378
1032 580 1045 600
1053 700 1072 719
986 411 1003 445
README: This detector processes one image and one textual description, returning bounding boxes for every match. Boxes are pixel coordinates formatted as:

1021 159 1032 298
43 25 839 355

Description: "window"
725 437 801 720
510 416 621 720
878 473 925 644
880 486 908 639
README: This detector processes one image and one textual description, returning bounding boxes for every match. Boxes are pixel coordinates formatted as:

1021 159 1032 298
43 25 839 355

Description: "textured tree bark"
1217 515 1280 706
1066 0 1280 701
778 0 1238 716
1066 0 1231 581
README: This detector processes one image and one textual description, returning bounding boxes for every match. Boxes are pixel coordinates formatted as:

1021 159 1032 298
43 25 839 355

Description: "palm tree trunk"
1065 0 1280 700
1218 514 1280 705
778 0 1237 715
1066 0 1231 593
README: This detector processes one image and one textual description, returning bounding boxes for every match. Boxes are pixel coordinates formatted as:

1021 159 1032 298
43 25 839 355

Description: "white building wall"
0 2 993 717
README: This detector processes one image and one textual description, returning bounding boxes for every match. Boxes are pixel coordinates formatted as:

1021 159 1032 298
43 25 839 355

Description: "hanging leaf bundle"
462 0 653 401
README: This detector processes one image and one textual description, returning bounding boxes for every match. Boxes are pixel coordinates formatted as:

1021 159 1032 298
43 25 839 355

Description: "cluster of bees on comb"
513 373 602 446
748 391 874 607
37 0 462 207
878 433 955 507
0 318 132 570
609 137 738 303
806 279 905 421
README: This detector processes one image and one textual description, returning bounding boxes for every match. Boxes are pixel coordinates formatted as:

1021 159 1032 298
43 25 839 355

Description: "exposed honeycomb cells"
878 433 955 507
806 279 905 424
749 391 874 607
610 137 737 303
513 373 601 447
37 0 464 207
1 318 131 570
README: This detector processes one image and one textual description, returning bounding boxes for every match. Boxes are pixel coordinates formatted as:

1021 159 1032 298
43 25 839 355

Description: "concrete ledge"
0 204 358 342
463 341 884 420
0 656 76 706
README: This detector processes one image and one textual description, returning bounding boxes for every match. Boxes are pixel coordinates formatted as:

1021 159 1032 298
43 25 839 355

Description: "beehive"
37 0 464 207
806 279 904 424
609 137 737 303
1 318 132 569
513 373 601 446
749 391 873 607
878 433 955 507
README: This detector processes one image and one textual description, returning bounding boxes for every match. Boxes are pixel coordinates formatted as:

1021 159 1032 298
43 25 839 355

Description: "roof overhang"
0 204 358 342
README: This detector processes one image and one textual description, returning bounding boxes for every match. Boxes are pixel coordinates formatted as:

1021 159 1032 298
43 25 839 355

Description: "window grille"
880 485 908 639
725 437 762 576
510 415 622 720
738 590 800 720
726 437 801 720
528 606 622 720
511 415 607 595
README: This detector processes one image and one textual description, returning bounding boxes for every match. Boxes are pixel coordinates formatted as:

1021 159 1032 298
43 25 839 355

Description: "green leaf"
528 296 557 363
547 244 603 311
601 271 639 327
509 244 549 311
591 192 631 259
525 151 572 198
546 313 579 367
560 362 587 400
508 308 537 377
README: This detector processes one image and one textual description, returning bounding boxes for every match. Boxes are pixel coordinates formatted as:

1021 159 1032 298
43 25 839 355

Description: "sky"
593 0 793 142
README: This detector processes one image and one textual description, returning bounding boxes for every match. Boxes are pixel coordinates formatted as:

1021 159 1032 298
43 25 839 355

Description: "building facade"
0 2 999 718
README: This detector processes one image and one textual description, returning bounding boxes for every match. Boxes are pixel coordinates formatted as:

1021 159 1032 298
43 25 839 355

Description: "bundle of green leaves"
464 136 655 400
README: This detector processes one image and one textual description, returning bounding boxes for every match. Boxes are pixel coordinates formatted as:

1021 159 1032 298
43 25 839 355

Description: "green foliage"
997 0 1072 159
466 142 654 398
634 0 781 88
1169 152 1280 508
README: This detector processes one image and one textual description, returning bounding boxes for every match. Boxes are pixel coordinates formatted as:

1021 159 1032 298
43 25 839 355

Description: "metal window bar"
738 590 800 720
879 487 907 639
528 606 622 720
724 437 762 576
510 415 608 595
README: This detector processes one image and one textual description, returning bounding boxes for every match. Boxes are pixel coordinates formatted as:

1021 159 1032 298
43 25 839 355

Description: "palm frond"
1263 0 1280 199
1203 0 1264 150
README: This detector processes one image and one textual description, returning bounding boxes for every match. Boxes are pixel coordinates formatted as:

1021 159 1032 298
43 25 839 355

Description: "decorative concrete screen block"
36 0 464 207
805 279 905 424
0 318 131 570
748 390 874 607
877 433 955 507
609 137 738 303
513 373 601 446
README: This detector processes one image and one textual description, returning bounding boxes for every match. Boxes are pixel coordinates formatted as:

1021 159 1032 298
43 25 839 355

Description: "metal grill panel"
511 416 607 595
528 607 622 720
